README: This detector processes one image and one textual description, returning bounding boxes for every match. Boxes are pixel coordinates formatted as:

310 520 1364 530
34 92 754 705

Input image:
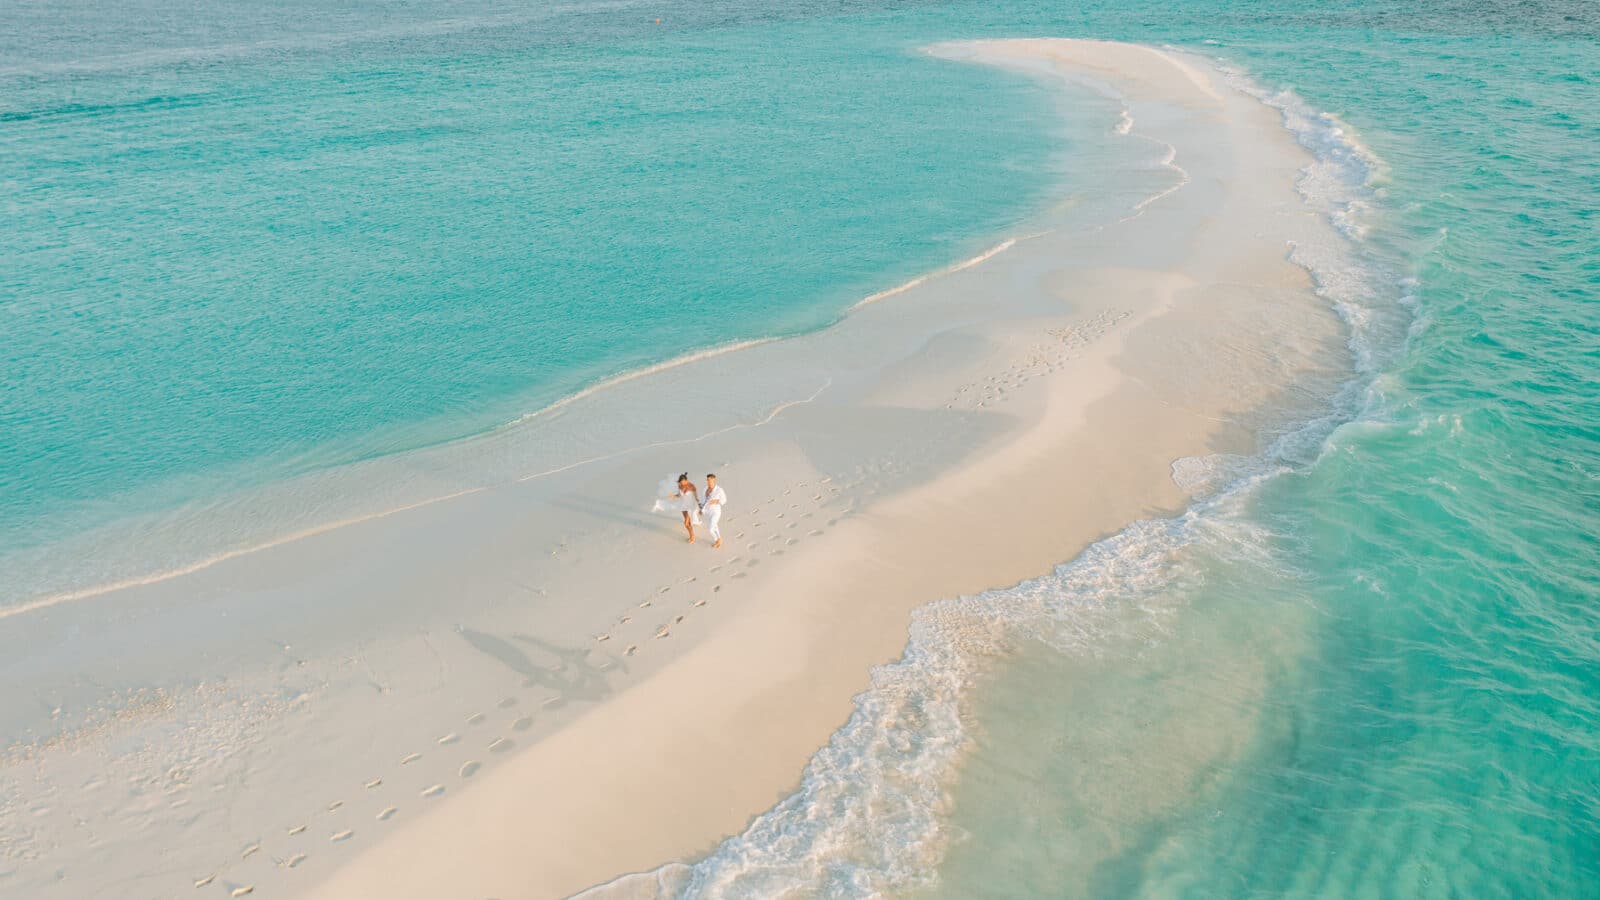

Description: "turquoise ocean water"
7 0 1599 895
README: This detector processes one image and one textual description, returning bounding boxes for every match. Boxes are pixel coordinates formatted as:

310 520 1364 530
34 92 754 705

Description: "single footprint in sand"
377 806 397 821
625 644 638 656
771 549 785 556
596 633 611 643
400 753 421 766
732 572 747 579
542 696 565 710
498 697 518 709
746 559 761 567
467 712 487 725
713 585 723 592
327 800 343 812
489 738 515 754
655 627 671 639
460 761 481 778
364 778 381 790
657 585 671 594
420 785 445 798
283 853 307 869
786 538 798 545
242 843 261 859
693 599 707 607
331 829 353 842
512 716 534 731
230 887 254 898
194 875 216 889
619 615 632 624
437 734 459 746
639 600 653 608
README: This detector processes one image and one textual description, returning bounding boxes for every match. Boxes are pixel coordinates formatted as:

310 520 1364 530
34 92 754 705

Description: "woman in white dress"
662 472 699 543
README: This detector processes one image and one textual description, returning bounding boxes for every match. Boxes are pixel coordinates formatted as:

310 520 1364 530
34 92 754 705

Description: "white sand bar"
0 39 1349 899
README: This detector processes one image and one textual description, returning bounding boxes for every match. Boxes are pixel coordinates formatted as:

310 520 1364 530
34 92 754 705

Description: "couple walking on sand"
664 472 726 548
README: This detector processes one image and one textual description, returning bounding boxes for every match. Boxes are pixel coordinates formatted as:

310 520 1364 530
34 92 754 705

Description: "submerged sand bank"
0 39 1348 900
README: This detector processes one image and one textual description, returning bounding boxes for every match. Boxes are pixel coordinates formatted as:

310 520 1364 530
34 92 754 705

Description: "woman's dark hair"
678 472 690 483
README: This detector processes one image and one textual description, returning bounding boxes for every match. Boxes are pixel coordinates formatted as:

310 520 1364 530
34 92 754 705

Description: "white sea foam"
504 338 780 430
576 46 1410 900
851 238 1018 310
1170 452 1260 498
1115 104 1135 135
1127 140 1191 217
1208 53 1408 387
1103 109 1191 224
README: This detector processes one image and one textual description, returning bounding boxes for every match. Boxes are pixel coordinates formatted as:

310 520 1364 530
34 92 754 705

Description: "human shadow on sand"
457 627 615 705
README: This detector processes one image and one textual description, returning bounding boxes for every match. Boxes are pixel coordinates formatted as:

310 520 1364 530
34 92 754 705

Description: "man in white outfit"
701 473 727 549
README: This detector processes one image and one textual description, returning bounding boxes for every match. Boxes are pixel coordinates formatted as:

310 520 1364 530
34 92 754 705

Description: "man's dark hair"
707 473 717 479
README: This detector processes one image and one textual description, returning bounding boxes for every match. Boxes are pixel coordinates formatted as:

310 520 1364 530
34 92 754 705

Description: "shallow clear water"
8 0 1600 896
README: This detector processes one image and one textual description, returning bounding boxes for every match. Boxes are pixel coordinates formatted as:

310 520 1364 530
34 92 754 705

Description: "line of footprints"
194 477 851 897
595 477 850 655
948 309 1131 409
194 700 532 896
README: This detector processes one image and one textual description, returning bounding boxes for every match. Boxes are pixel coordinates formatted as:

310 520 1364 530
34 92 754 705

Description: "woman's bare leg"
683 511 695 543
